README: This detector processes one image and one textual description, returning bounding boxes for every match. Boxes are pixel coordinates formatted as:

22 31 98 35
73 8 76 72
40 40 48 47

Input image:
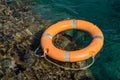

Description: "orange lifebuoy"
41 20 104 62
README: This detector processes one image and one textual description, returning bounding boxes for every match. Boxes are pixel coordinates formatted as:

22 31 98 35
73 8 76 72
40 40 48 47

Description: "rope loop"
43 52 95 70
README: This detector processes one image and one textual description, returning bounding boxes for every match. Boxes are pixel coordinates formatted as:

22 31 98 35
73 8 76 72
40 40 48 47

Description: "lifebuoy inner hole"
52 29 92 51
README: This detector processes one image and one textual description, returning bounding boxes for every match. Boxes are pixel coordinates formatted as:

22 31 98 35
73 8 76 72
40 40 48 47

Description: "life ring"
41 20 104 62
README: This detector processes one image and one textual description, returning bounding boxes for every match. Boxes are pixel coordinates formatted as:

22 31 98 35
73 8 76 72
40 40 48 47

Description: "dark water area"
31 0 120 80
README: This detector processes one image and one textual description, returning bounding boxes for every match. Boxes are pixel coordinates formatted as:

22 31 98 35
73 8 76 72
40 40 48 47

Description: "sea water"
31 0 120 80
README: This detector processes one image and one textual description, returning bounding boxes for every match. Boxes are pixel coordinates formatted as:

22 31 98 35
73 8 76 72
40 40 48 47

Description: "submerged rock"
1 58 14 71
0 23 2 29
5 0 15 3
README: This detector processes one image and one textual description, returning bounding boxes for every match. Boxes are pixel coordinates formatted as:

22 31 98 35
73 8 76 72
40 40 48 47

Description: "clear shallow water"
32 0 120 80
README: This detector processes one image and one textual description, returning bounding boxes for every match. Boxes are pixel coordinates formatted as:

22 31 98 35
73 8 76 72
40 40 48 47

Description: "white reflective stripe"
42 34 53 39
64 51 70 62
94 36 104 40
72 19 76 29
